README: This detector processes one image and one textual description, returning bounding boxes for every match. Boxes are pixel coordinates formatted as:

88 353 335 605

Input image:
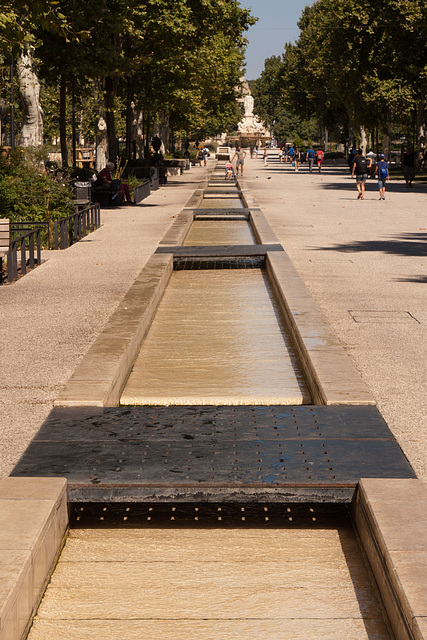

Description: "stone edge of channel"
0 477 68 640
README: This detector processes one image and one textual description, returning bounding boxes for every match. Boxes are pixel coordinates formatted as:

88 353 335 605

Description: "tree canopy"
0 0 256 159
253 0 427 160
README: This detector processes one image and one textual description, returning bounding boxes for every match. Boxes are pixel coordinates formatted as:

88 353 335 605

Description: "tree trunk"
104 75 118 161
96 117 108 172
153 112 170 155
18 50 43 146
131 102 144 159
144 111 151 158
416 96 426 169
125 89 133 160
59 74 68 168
359 125 367 154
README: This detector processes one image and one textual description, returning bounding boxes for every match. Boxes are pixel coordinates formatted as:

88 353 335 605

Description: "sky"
238 0 314 80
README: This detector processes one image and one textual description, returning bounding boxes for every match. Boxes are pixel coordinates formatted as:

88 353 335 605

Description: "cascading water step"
11 405 415 503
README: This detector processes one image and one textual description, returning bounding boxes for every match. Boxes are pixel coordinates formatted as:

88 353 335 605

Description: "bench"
0 218 9 284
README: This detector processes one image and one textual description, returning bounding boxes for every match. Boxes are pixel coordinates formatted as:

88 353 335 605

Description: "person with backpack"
316 147 324 172
306 146 315 172
376 153 389 200
351 148 372 199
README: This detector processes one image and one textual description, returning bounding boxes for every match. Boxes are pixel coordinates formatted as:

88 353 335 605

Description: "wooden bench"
0 218 9 284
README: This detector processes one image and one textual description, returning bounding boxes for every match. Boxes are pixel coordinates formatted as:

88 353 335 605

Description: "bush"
0 147 75 247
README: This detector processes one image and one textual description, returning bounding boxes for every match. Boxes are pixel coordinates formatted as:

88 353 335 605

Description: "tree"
280 0 427 161
251 55 319 144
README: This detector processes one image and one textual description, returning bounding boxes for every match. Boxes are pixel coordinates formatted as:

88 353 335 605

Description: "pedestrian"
293 147 300 171
347 146 357 173
250 145 254 159
366 149 376 178
197 148 204 166
289 145 295 165
306 145 315 172
402 145 415 187
232 145 247 175
316 148 324 172
263 148 268 166
202 146 210 166
278 148 283 163
376 153 389 200
351 148 372 199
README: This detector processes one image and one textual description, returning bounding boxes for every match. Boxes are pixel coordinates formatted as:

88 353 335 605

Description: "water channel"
26 164 391 640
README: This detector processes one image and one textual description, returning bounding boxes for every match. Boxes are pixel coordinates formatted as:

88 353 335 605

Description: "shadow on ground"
311 232 427 258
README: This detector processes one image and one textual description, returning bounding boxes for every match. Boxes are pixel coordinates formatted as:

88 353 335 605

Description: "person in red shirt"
94 162 133 204
316 148 324 172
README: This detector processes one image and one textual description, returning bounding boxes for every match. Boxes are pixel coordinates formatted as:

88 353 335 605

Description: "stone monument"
231 88 270 148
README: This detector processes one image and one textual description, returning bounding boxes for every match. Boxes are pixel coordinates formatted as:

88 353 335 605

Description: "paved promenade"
241 151 427 482
1 154 426 486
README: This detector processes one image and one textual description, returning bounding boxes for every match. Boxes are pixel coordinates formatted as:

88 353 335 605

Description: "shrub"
0 147 75 224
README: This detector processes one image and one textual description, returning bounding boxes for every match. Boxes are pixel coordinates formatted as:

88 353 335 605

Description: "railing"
11 221 52 249
1 227 41 284
54 202 100 250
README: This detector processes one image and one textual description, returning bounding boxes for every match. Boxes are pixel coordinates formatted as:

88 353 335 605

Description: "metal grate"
70 501 350 528
174 256 265 269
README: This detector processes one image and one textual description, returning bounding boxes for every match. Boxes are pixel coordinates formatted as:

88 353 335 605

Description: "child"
376 153 389 200
225 161 233 179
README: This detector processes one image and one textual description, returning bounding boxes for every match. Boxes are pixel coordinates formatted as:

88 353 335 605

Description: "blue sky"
239 0 314 80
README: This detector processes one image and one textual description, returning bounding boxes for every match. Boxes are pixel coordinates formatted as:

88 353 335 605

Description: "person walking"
347 146 357 173
366 149 376 178
316 147 324 172
202 146 210 166
232 146 247 175
263 147 268 166
351 148 372 199
402 145 415 187
376 153 389 200
306 146 315 172
293 147 301 171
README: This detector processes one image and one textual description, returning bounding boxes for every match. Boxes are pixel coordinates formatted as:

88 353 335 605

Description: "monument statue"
244 94 254 117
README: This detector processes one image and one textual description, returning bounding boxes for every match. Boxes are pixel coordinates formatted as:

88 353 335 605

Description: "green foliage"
252 55 320 144
1 0 256 157
280 0 427 152
0 148 75 224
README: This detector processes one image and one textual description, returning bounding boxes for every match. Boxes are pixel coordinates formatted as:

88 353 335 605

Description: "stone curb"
0 478 68 640
353 479 427 640
54 253 173 407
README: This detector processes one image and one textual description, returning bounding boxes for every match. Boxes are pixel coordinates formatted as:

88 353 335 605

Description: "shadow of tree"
394 275 427 283
311 233 427 258
320 179 427 193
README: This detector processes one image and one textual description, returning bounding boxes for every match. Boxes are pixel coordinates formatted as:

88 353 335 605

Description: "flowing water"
121 269 309 406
